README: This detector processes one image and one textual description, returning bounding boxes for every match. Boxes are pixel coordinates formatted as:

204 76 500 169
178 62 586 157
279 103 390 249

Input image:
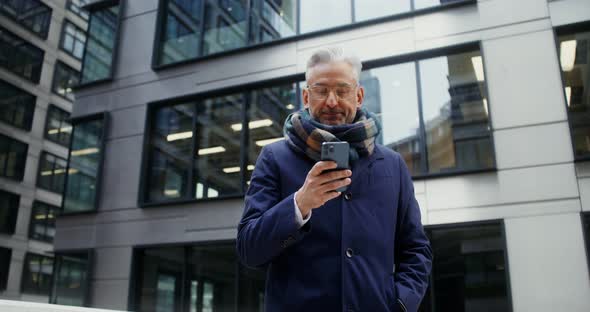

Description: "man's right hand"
295 161 352 218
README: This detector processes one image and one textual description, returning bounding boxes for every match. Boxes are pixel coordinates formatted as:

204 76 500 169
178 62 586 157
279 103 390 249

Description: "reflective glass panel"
0 189 19 235
419 51 493 174
158 0 203 65
0 26 44 83
67 0 90 21
37 152 68 194
362 62 424 175
0 79 36 131
299 0 351 34
80 4 120 83
21 253 53 295
45 105 72 147
52 62 80 102
148 104 193 201
246 83 297 185
0 134 28 181
0 247 10 290
29 201 57 242
63 118 105 213
61 21 87 60
0 0 52 38
558 30 590 158
202 0 249 56
249 0 297 44
51 253 90 307
194 94 244 199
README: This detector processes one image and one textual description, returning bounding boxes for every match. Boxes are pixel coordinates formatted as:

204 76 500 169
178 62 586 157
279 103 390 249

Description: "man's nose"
325 91 338 107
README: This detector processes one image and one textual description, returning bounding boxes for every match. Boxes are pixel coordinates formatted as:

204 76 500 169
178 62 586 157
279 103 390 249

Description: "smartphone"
320 142 350 192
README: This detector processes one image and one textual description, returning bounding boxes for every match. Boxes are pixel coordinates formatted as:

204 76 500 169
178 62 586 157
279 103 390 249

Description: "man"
237 47 432 312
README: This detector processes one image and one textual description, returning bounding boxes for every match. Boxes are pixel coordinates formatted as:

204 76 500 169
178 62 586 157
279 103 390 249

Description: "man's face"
303 61 364 126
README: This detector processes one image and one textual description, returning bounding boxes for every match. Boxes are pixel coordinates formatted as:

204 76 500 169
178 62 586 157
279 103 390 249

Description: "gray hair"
305 47 362 83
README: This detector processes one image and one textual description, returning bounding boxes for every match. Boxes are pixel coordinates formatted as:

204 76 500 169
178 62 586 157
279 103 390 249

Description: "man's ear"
302 87 310 109
356 86 365 108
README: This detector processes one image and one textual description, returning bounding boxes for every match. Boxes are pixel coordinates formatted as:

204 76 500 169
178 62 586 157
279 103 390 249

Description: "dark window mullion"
350 0 355 23
240 92 250 193
188 103 198 199
414 61 429 174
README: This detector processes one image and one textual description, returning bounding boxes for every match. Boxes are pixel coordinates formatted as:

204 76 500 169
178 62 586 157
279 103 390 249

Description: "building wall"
0 0 87 303
55 0 590 310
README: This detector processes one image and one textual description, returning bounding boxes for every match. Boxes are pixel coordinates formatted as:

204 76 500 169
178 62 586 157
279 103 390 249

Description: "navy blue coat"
237 140 432 312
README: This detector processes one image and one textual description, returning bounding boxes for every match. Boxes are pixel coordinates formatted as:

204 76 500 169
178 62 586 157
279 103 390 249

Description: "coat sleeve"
394 154 433 312
236 145 311 268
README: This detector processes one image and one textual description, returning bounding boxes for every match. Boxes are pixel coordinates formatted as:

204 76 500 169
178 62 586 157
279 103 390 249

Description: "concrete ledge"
0 300 128 312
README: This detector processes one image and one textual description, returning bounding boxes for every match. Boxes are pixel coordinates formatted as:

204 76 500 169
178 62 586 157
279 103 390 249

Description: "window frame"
421 219 514 312
60 19 87 60
36 151 68 194
21 252 54 296
151 0 476 69
0 188 20 235
28 200 58 243
0 79 36 131
0 247 11 291
75 0 125 89
0 25 45 83
139 41 497 207
51 61 80 102
67 0 91 21
60 112 109 216
0 133 29 181
50 249 94 307
0 0 52 39
44 104 72 148
582 212 590 281
554 21 590 163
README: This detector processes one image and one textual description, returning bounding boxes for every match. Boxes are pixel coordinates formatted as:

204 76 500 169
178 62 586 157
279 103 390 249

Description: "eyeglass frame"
306 83 360 102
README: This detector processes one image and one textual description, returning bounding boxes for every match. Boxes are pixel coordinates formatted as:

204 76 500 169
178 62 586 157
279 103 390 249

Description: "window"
0 189 20 235
52 61 80 102
419 221 510 312
155 0 470 66
0 134 28 181
134 243 265 312
21 253 53 295
0 0 52 39
143 45 494 204
45 105 72 147
144 83 298 204
0 79 36 131
557 25 590 160
0 26 44 83
583 213 590 273
37 152 68 194
0 247 11 290
62 114 106 213
61 20 87 60
67 0 90 21
51 252 92 307
79 1 121 84
28 201 57 243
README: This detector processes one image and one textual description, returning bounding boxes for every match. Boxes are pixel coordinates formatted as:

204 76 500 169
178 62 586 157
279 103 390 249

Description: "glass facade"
45 105 72 147
419 222 509 312
584 213 590 272
0 25 44 83
0 0 52 39
61 20 87 60
558 28 590 159
0 247 11 291
28 201 57 243
80 3 120 84
145 84 298 203
21 253 53 295
0 79 36 131
0 189 20 235
155 0 469 66
62 117 105 213
52 61 80 101
67 0 91 21
51 252 91 307
145 47 493 204
0 133 28 181
135 243 266 312
37 152 68 194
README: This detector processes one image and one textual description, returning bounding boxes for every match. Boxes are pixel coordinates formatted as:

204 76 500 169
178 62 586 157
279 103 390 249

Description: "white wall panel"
505 213 590 312
549 0 590 27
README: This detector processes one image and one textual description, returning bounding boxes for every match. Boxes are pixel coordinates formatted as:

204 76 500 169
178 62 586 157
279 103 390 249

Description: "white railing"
0 300 130 312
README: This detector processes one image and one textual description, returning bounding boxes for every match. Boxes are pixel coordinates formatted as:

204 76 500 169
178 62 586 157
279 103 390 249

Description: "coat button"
345 248 354 258
344 192 352 200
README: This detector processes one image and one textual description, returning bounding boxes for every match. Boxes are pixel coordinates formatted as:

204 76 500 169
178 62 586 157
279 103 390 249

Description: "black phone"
320 142 350 192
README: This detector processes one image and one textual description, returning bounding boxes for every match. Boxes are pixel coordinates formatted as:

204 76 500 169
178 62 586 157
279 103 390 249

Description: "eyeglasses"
307 84 357 102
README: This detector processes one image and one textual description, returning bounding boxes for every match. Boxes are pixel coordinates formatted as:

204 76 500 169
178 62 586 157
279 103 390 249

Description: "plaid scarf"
283 108 381 162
